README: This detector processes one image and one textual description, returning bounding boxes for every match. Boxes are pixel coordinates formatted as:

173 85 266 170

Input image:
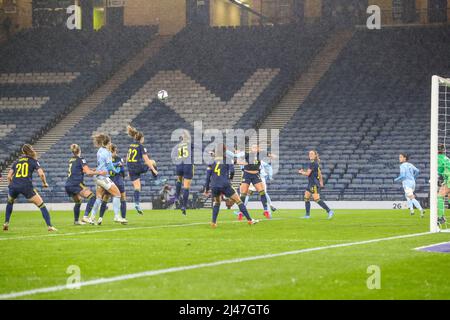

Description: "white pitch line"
414 241 450 251
0 231 431 300
0 218 284 241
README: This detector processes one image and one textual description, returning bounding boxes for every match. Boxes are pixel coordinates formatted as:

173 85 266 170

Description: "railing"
378 8 450 26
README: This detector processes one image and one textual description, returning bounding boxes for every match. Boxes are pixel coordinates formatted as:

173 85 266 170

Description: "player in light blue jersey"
394 153 424 217
82 133 126 225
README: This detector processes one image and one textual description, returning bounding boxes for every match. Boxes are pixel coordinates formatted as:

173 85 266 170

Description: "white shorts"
93 175 114 191
261 175 268 190
403 187 415 199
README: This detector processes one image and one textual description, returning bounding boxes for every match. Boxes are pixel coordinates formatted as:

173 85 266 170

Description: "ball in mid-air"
157 90 168 101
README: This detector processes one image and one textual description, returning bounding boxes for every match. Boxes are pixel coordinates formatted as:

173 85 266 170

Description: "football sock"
305 200 311 216
411 199 423 211
259 191 268 211
407 199 414 212
90 198 102 218
134 190 140 206
182 188 190 208
84 194 96 217
244 195 250 206
240 193 247 204
5 201 13 223
175 180 182 200
316 199 331 213
113 197 121 219
121 200 127 219
265 191 272 207
74 201 81 222
438 195 445 218
99 201 108 218
38 203 52 227
238 203 252 221
212 204 220 223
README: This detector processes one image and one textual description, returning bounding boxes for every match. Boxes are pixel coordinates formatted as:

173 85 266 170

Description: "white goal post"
430 75 450 233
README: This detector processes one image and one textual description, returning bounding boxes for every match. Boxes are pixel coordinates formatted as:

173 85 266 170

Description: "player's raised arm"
142 153 158 175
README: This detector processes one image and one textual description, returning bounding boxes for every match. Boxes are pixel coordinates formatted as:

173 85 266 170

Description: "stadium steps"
0 36 171 190
232 166 243 191
259 29 354 131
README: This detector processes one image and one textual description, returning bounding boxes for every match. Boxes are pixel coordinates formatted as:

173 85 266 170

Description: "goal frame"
430 75 450 233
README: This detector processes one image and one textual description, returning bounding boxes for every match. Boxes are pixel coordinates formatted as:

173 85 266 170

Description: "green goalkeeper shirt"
438 154 450 180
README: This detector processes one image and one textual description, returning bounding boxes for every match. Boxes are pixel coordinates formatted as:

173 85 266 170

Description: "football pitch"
0 209 449 300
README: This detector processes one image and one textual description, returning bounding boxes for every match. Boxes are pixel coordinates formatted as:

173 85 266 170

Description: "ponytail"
70 144 81 156
127 125 144 142
22 144 37 159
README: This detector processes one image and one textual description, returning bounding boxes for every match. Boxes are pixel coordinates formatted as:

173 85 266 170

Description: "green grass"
0 209 449 300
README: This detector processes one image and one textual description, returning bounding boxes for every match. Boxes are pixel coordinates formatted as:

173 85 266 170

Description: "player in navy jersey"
127 125 158 215
3 144 56 232
98 144 127 223
298 150 334 219
203 144 258 228
65 144 106 225
172 130 195 216
228 144 271 219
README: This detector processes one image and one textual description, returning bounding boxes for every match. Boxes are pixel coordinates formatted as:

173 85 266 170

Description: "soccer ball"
157 90 168 101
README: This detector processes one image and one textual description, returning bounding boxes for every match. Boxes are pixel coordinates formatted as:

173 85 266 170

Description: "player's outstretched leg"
316 199 334 220
231 193 258 225
314 192 334 220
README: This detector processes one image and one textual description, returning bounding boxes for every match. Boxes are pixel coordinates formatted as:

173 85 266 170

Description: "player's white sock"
407 199 414 213
90 198 102 218
244 195 249 206
411 199 423 211
113 197 121 220
265 192 272 207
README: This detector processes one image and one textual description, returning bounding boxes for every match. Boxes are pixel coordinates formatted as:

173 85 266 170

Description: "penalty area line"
0 231 431 300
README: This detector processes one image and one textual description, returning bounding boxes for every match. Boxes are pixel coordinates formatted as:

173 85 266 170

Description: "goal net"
430 75 450 233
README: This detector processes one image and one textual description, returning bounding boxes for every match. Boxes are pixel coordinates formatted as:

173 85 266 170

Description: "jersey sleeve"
141 144 148 156
33 159 41 171
80 157 88 167
10 160 18 173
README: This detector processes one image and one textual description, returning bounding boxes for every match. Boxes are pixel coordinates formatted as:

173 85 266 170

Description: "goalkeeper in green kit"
437 144 449 227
